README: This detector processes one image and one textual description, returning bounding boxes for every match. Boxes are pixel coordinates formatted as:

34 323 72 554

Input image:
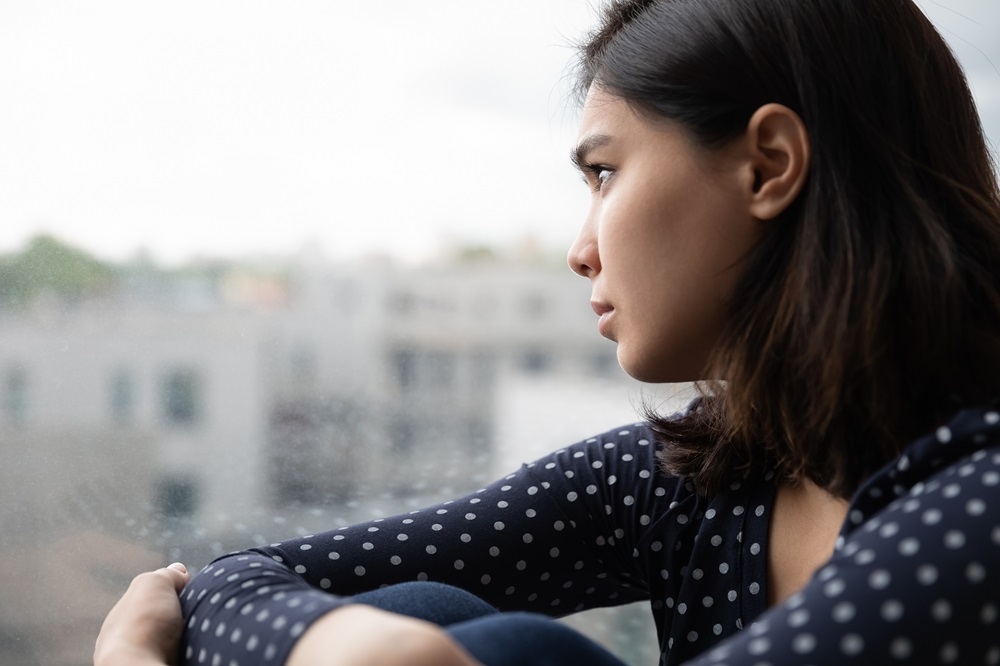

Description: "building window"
109 369 135 423
519 349 551 374
393 349 415 391
425 351 455 388
161 368 202 426
156 474 199 519
3 367 28 425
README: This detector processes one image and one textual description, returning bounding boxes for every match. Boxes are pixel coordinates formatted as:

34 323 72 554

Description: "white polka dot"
832 602 855 623
824 579 846 597
431 524 443 531
966 498 987 516
944 530 966 548
940 642 959 663
733 506 745 516
497 500 509 508
354 566 365 576
898 538 920 556
890 637 912 659
936 426 952 443
879 522 900 538
985 411 1000 424
840 634 864 656
788 608 809 627
854 549 876 566
932 599 952 622
362 542 374 551
967 562 987 583
980 603 998 623
748 637 770 655
460 534 472 543
792 633 816 654
869 569 891 589
623 496 635 506
916 564 937 585
719 563 730 574
426 545 437 554
881 599 904 622
749 582 760 595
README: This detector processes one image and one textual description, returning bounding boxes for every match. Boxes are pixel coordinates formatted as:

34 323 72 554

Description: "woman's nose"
567 220 600 278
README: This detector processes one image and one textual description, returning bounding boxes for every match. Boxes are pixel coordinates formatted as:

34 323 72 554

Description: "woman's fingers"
95 565 190 666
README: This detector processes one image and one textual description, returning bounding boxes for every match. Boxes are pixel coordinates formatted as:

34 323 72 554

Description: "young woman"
96 0 1000 664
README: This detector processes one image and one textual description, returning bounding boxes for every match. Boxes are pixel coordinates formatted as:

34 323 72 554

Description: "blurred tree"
0 234 118 307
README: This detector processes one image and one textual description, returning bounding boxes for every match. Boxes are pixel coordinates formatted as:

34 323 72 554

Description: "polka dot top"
180 406 1000 665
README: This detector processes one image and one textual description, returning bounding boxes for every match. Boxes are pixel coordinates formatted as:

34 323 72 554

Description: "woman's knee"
350 581 499 626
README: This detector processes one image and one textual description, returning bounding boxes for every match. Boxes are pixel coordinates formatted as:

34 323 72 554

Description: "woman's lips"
591 301 615 339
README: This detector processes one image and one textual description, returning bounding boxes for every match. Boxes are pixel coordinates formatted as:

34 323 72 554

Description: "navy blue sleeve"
684 444 1000 665
179 424 680 666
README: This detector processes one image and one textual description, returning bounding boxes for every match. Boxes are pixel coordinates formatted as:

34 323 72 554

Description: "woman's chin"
617 347 706 384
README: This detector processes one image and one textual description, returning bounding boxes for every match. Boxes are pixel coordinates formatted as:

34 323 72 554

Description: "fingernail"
168 562 188 574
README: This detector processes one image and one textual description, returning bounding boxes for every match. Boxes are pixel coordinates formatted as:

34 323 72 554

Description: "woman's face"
567 86 764 383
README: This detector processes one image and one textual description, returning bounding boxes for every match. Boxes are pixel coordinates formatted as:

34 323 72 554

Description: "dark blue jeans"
351 581 626 666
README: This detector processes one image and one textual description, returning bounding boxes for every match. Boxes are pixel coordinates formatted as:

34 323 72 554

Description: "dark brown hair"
578 0 1000 498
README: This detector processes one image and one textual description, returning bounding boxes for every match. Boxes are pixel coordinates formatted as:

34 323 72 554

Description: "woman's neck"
767 479 849 606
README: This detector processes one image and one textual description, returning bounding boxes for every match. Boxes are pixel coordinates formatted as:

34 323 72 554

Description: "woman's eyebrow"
570 134 614 170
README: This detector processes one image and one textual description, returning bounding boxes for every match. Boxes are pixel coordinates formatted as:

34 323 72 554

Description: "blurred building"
0 255 641 663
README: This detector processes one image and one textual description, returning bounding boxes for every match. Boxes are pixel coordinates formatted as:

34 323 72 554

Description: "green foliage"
0 235 118 306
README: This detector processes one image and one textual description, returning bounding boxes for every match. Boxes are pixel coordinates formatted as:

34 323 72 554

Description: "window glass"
0 3 996 665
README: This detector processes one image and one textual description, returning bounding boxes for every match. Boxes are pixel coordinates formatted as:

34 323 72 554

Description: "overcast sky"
0 1 997 265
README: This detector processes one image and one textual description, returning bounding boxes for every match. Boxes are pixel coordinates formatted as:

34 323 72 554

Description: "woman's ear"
742 103 810 220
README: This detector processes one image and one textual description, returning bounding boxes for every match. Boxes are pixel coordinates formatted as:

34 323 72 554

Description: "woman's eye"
585 165 614 192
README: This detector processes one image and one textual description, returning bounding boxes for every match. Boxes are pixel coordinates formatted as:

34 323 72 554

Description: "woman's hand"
288 605 482 666
94 562 190 666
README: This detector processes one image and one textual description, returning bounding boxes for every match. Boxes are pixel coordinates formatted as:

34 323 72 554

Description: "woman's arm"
94 563 479 666
180 424 679 664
